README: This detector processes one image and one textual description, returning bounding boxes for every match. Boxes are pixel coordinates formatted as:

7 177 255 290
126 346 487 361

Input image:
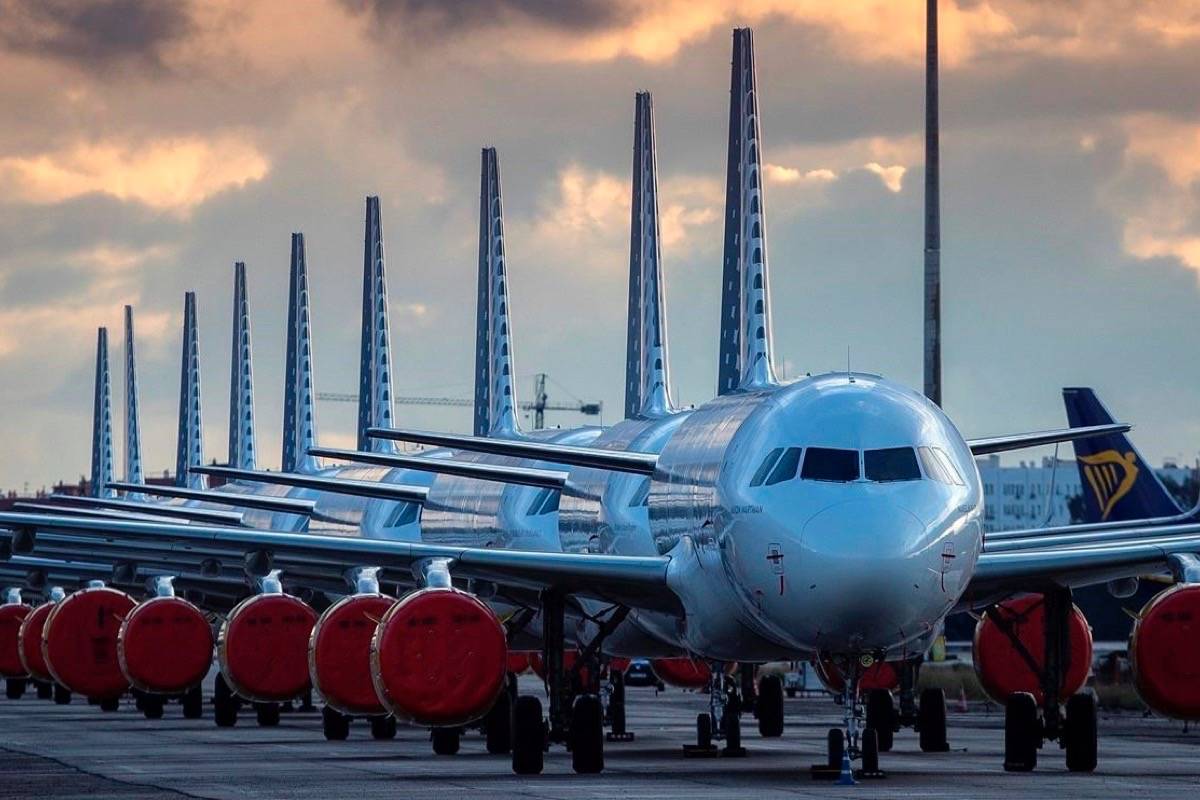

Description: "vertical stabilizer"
718 28 777 395
625 91 675 419
474 148 520 437
175 292 206 489
90 327 115 498
357 196 396 451
923 0 942 406
228 262 256 470
122 306 143 485
282 234 320 473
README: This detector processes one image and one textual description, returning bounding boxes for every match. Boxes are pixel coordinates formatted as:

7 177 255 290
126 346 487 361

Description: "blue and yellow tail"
1062 388 1181 522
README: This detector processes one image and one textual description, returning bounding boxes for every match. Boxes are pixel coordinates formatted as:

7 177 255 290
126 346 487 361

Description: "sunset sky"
3 0 1200 490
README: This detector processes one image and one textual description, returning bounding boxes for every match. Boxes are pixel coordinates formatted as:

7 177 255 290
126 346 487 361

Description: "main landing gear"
1001 586 1098 773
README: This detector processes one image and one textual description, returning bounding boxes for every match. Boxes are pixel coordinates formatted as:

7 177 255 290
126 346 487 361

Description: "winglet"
282 233 320 473
175 292 206 489
474 148 520 436
625 91 676 419
122 307 144 486
228 262 257 470
90 327 116 498
718 28 777 395
357 196 396 452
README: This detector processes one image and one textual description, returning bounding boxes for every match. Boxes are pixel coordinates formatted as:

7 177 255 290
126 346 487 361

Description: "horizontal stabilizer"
367 428 658 475
193 465 428 505
310 447 569 490
13 501 202 524
47 495 245 526
107 481 315 516
966 423 1131 456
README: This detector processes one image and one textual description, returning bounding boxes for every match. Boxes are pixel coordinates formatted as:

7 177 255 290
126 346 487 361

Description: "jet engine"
117 596 214 695
43 587 137 700
1129 583 1200 719
0 602 32 678
370 588 507 727
651 657 712 689
18 604 55 682
308 593 395 715
506 651 533 675
218 592 317 702
972 593 1092 704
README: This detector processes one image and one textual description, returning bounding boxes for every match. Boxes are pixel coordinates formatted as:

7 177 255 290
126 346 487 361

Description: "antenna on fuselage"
923 0 942 407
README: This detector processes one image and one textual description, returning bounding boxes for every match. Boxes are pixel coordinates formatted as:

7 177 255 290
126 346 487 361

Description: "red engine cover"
43 587 137 699
118 596 214 694
309 593 394 715
0 604 32 678
529 649 579 679
814 658 901 693
371 588 507 726
19 603 55 681
219 593 317 702
973 593 1092 704
1130 584 1200 719
507 651 532 675
651 657 711 688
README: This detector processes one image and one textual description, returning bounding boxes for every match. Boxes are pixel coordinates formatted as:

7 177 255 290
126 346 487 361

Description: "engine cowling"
972 593 1092 704
0 603 32 678
18 603 55 681
651 657 712 689
813 658 901 694
43 587 138 699
1129 583 1200 720
370 588 507 726
507 651 533 675
308 593 395 715
218 592 317 702
118 596 214 695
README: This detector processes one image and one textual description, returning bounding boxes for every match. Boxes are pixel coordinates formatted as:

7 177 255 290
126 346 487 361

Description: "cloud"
764 164 838 185
0 135 269 213
862 162 906 192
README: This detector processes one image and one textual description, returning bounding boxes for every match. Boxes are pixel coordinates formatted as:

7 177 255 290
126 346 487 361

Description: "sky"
3 0 1200 492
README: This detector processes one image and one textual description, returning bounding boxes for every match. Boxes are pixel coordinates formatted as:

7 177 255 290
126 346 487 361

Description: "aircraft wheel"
432 727 461 756
696 712 713 748
370 714 397 741
757 674 784 737
99 696 120 712
5 678 26 699
1003 691 1040 772
918 688 949 752
322 706 350 740
1064 693 1098 773
485 689 512 754
827 727 845 769
53 684 71 705
570 694 604 774
511 695 545 775
866 689 896 752
214 699 237 727
255 702 281 727
862 726 881 775
182 686 203 719
786 687 797 698
142 695 164 719
36 680 53 700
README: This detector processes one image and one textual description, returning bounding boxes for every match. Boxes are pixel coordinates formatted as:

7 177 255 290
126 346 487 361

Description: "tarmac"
1 675 1198 799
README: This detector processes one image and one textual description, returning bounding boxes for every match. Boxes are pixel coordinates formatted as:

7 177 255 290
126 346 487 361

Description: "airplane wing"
964 423 1130 455
0 512 680 614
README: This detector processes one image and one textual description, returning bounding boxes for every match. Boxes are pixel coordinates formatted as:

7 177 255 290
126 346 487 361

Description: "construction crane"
316 373 602 430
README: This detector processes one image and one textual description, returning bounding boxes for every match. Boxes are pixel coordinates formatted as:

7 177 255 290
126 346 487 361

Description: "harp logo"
1079 450 1139 521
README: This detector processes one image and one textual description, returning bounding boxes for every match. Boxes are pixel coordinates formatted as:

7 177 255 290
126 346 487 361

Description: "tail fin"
122 307 143 485
90 327 115 498
357 196 396 451
228 262 256 470
717 27 777 395
473 148 520 437
625 91 675 420
1063 387 1180 522
282 233 319 473
175 292 206 489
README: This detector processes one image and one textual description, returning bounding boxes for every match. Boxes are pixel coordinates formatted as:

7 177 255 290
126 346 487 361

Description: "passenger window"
765 447 802 486
932 447 964 486
864 448 921 482
750 448 783 487
800 448 860 482
917 447 949 483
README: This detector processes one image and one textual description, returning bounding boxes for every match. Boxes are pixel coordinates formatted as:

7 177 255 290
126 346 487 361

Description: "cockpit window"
385 502 418 528
526 488 561 516
765 447 802 486
932 447 964 485
750 448 784 487
918 446 963 485
800 448 860 482
628 479 650 508
864 447 921 482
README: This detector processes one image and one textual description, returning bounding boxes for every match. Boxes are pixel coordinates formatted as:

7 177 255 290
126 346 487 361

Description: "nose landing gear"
812 655 886 780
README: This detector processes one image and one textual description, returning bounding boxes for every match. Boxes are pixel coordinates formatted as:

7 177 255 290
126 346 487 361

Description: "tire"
866 689 896 752
1064 693 1098 773
370 715 397 741
256 702 281 727
786 687 797 698
697 712 713 748
432 727 461 756
214 699 237 728
862 726 880 774
99 697 120 712
918 688 949 752
485 690 512 754
571 694 604 774
182 686 203 719
53 685 71 705
757 675 784 738
322 706 350 741
1003 691 1040 772
827 727 845 769
36 681 53 700
142 695 164 720
5 678 25 699
512 695 545 775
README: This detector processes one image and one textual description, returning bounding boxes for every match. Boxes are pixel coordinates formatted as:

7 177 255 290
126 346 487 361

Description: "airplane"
6 1 1200 780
